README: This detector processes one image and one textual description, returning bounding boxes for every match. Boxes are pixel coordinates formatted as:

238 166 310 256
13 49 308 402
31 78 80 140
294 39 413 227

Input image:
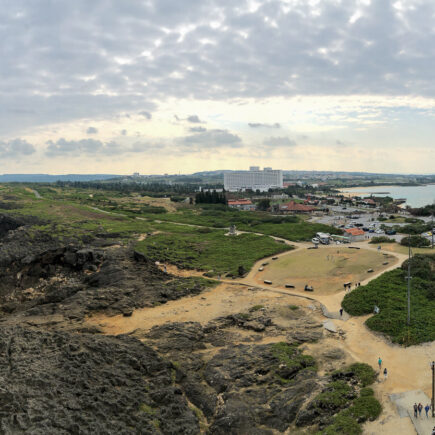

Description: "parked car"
385 230 396 235
362 227 370 231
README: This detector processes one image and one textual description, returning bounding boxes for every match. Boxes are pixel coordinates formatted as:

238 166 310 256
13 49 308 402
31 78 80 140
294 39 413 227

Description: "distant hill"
0 174 121 183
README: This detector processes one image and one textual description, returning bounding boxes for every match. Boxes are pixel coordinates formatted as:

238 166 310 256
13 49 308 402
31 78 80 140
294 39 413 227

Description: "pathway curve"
85 215 432 434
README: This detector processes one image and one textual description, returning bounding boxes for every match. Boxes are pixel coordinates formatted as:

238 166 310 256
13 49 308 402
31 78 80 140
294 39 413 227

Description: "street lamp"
431 361 434 418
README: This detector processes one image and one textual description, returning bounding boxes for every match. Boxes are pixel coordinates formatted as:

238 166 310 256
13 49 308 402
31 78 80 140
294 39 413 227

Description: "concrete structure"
227 199 256 211
343 228 365 242
224 167 283 192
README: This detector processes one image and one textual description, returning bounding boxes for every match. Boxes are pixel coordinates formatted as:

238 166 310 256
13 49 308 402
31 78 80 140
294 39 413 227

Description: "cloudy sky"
1 0 435 174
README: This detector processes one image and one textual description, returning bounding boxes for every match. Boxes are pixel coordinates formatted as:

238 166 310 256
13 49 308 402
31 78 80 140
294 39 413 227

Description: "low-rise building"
279 201 317 214
343 228 365 242
228 199 256 211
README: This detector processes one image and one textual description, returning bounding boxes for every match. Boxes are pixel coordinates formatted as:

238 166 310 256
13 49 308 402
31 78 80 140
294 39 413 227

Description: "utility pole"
431 361 434 418
406 238 412 326
431 205 434 249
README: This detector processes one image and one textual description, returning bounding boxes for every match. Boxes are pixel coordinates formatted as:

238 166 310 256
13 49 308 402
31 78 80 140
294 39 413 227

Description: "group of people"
413 402 431 418
378 357 388 381
343 282 361 292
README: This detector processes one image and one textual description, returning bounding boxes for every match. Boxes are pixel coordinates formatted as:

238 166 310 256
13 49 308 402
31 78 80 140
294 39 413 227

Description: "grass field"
259 247 397 294
375 243 434 256
135 228 293 276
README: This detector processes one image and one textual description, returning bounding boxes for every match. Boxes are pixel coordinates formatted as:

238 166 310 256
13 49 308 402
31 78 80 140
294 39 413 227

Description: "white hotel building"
224 166 283 192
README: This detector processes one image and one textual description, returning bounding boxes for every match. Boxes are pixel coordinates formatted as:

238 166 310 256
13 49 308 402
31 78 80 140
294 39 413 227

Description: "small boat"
285 284 295 288
264 280 272 285
258 267 264 271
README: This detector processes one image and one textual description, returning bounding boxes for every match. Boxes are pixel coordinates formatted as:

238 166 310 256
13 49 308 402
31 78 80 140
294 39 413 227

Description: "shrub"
318 414 362 435
346 396 382 422
359 387 374 397
400 235 430 247
349 363 377 387
369 236 395 244
249 305 264 312
314 381 353 409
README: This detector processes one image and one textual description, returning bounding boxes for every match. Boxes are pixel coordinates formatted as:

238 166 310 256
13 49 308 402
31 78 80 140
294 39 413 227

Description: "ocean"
338 184 435 208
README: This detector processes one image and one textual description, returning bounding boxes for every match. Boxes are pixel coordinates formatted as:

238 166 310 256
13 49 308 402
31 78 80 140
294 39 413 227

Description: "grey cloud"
175 115 204 123
189 126 206 132
45 137 161 156
138 111 152 119
121 129 127 136
248 123 281 129
0 138 36 158
187 115 203 123
46 138 106 156
86 126 98 134
263 136 297 147
183 129 242 148
2 1 435 136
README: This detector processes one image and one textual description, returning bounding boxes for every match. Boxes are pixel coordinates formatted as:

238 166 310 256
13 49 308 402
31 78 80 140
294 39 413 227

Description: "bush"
346 396 382 422
400 235 430 247
349 363 377 387
318 414 362 435
359 387 374 397
314 381 353 409
369 236 395 244
140 205 167 214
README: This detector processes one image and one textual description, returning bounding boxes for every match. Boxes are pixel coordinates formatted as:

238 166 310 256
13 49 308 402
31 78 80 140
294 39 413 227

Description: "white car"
375 229 384 234
312 237 320 244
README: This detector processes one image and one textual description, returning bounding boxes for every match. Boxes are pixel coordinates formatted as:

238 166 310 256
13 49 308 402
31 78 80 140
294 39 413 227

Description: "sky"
1 0 435 175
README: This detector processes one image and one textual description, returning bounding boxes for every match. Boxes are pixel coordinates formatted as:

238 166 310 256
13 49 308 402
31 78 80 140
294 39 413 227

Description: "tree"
257 199 271 211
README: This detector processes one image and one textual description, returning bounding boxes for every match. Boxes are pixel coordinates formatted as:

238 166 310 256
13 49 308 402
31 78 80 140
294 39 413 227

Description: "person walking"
339 308 343 317
425 403 430 418
383 367 387 381
413 403 418 418
417 403 423 417
378 357 382 369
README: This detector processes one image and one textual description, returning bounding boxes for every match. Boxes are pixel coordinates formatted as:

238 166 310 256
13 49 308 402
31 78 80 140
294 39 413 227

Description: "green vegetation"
289 304 299 310
319 414 362 435
135 229 292 276
139 404 155 415
369 236 396 244
342 255 435 345
249 305 265 312
395 222 432 235
271 342 316 372
400 235 430 247
138 205 341 241
315 380 353 409
345 363 377 387
316 363 381 435
345 395 382 421
195 190 226 204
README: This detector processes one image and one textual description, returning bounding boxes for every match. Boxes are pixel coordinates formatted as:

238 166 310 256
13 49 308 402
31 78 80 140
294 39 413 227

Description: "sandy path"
88 282 315 335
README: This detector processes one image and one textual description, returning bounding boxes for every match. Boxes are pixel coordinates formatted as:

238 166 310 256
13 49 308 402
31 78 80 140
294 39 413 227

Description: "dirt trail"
87 232 431 435
88 282 314 335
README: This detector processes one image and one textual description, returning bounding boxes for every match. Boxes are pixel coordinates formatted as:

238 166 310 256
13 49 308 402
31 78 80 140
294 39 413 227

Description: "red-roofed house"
343 228 365 242
279 201 317 214
228 199 256 211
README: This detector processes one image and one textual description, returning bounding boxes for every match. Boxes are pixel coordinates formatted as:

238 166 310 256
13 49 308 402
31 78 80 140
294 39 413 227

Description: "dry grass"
259 247 397 294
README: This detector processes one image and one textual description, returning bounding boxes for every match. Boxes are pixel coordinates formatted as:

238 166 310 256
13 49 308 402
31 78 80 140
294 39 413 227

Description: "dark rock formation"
0 326 199 434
